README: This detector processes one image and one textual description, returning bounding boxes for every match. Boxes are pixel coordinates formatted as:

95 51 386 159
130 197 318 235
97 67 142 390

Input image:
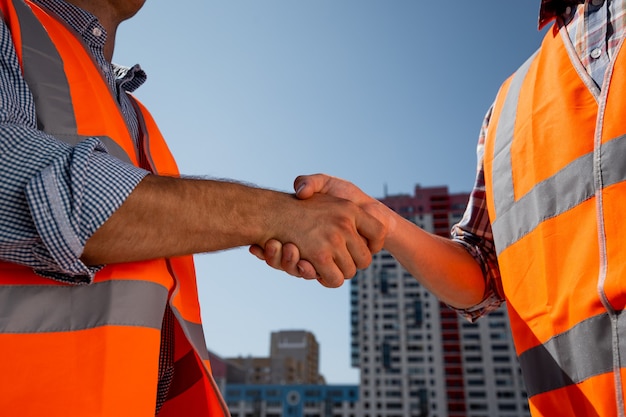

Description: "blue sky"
115 1 548 384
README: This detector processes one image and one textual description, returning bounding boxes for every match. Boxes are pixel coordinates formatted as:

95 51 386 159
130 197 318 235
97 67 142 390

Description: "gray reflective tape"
185 319 210 361
519 312 626 397
492 136 626 254
0 280 168 333
492 151 595 253
170 306 209 361
12 0 132 164
600 135 626 187
15 0 77 137
492 51 537 219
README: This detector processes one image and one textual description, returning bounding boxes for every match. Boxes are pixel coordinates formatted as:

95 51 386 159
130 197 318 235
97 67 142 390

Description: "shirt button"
565 6 572 14
590 48 602 59
92 27 103 37
591 0 603 5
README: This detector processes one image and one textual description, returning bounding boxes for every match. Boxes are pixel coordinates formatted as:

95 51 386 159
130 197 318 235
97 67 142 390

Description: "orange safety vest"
484 24 626 417
0 1 229 416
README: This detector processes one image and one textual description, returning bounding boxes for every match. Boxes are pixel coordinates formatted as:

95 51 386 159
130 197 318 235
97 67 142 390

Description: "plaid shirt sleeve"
448 104 506 321
0 21 149 284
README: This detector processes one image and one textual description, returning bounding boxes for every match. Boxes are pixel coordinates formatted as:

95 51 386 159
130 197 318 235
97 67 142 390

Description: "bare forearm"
82 174 384 286
264 173 487 297
82 175 293 265
384 212 486 309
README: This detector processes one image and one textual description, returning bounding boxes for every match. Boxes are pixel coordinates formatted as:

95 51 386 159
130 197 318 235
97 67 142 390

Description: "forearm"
384 211 486 309
82 175 294 264
81 174 383 288
273 173 488 296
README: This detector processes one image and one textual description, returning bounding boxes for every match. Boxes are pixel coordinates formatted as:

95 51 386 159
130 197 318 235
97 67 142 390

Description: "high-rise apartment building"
351 184 530 417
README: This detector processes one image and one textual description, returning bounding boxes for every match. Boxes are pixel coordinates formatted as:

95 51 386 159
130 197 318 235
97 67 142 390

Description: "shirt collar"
539 0 585 29
113 64 147 93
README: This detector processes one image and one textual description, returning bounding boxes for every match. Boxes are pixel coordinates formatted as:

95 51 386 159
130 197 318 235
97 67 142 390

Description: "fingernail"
296 182 306 194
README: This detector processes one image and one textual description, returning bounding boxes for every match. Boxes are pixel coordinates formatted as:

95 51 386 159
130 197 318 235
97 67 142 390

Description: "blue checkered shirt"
0 0 149 283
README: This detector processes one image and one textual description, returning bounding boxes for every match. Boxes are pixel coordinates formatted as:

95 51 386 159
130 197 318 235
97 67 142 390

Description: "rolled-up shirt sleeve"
0 22 149 283
449 105 505 321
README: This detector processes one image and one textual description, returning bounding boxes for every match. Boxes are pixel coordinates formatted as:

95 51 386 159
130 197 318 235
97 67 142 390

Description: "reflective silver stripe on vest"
12 0 131 164
174 310 210 362
491 52 537 223
492 137 626 254
490 51 536 254
0 280 168 333
518 312 626 397
490 51 626 255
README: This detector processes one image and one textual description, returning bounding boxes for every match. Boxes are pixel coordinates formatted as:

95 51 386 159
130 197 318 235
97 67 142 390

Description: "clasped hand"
251 174 390 287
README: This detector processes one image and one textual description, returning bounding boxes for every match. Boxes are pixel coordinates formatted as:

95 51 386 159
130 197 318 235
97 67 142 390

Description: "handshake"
250 173 393 288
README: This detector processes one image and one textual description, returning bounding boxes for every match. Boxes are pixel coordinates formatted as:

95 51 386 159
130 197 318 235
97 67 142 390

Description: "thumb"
293 174 332 199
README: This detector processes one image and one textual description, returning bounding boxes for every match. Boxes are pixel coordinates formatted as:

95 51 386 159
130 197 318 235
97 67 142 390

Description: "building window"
467 379 485 386
498 403 518 411
497 391 516 399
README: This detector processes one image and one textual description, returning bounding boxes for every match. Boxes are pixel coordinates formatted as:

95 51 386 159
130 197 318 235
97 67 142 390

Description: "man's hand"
251 173 488 309
267 191 385 287
83 175 384 288
250 174 392 283
293 174 391 231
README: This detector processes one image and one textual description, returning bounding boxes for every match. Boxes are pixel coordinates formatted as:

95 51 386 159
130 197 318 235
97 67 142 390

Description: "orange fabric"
0 258 175 287
0 1 227 416
510 41 596 201
1 328 161 417
168 256 204 323
497 198 602 351
484 23 626 416
131 98 180 177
